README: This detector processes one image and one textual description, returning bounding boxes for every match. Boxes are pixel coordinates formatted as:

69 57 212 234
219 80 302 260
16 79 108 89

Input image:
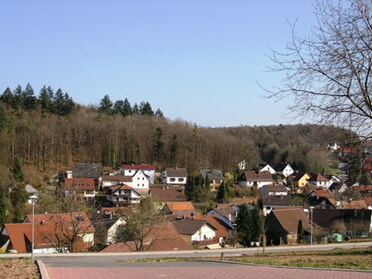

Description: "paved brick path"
46 264 372 279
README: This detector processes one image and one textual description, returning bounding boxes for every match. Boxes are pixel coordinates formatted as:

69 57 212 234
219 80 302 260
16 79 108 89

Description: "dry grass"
223 248 372 270
0 258 40 279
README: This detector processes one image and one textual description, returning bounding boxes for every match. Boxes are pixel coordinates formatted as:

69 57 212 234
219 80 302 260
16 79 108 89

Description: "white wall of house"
107 218 126 244
81 232 95 245
132 171 150 191
282 165 294 177
34 247 59 254
257 181 274 189
259 164 276 174
191 225 216 242
162 176 187 185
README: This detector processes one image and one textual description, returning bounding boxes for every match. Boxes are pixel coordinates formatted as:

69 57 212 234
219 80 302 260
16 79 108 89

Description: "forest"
0 84 357 188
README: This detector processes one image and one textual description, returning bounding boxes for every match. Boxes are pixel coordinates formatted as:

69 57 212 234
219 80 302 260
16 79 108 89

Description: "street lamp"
310 206 314 245
30 195 37 259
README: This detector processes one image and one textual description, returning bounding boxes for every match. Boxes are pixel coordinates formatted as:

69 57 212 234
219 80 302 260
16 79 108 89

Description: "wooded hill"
0 84 354 187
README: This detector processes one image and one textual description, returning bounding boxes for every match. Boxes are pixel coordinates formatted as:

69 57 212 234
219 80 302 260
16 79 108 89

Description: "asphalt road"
31 241 372 268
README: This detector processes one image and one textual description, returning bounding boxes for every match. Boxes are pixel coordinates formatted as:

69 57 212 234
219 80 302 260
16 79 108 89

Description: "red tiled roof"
2 223 31 253
150 187 186 202
313 189 333 198
310 173 329 182
166 201 195 211
341 200 368 209
25 212 95 236
198 214 230 238
364 197 372 206
101 221 192 252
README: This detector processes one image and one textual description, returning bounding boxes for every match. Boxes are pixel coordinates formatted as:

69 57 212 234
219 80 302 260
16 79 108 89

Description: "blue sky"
0 0 316 127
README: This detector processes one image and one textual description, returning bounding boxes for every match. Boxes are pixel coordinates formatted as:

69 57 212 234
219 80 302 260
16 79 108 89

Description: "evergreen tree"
98 94 113 114
251 203 263 242
204 174 211 191
153 127 164 162
169 134 178 166
113 100 124 115
10 158 28 222
155 108 164 118
54 89 74 116
297 220 305 244
236 203 252 247
39 85 54 113
0 103 10 132
13 85 23 109
132 103 139 114
216 182 231 203
23 83 37 110
122 98 132 117
0 87 15 107
139 101 154 116
0 182 8 226
11 158 24 182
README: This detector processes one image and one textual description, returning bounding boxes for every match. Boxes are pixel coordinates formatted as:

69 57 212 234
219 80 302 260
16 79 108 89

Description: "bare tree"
33 212 94 253
116 198 165 251
266 0 372 137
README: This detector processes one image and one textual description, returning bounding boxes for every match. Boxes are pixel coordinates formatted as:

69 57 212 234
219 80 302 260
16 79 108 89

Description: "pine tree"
251 203 263 242
236 203 252 247
98 94 113 114
216 182 231 203
297 220 305 244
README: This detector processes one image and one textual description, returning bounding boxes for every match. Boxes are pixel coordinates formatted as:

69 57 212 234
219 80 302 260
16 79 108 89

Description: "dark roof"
242 171 273 182
173 219 211 235
72 162 102 178
275 162 289 172
270 208 311 233
200 170 224 181
293 172 311 182
64 178 95 191
261 195 292 206
209 207 238 223
150 187 186 202
165 168 187 177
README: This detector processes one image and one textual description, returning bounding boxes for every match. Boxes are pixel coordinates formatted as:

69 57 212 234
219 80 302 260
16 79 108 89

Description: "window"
75 215 85 222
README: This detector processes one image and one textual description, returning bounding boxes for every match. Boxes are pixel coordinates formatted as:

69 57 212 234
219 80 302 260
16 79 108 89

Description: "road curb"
36 260 49 279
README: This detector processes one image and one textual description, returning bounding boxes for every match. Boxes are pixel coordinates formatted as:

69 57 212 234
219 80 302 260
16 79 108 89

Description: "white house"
239 171 274 189
105 217 126 244
275 163 294 177
101 175 132 189
120 164 155 184
259 164 276 175
131 170 150 193
105 184 141 206
308 173 331 188
161 168 187 186
173 219 216 243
